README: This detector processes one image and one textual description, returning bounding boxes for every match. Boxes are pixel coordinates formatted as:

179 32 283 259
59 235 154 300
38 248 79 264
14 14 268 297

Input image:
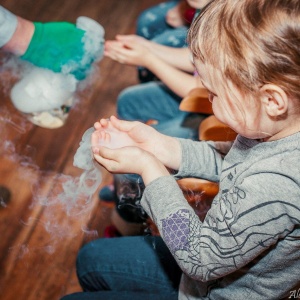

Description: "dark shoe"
99 184 118 203
0 186 11 208
110 209 146 236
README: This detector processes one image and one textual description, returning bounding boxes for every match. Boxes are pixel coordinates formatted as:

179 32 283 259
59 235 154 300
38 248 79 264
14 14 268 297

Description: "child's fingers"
93 152 114 171
94 118 109 130
94 120 104 129
94 155 120 173
94 115 140 136
99 118 109 127
91 131 98 147
104 42 125 60
110 115 135 132
93 145 116 160
103 49 115 59
91 129 111 149
104 131 111 143
98 130 108 142
115 34 129 41
94 121 102 129
106 41 126 53
93 146 122 172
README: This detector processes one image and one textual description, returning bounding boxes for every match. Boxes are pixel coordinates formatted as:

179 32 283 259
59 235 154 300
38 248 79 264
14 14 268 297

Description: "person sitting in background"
136 0 195 82
62 1 300 298
105 0 210 139
98 0 211 236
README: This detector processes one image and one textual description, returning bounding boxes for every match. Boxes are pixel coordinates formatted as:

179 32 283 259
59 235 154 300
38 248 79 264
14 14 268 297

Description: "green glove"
21 22 92 80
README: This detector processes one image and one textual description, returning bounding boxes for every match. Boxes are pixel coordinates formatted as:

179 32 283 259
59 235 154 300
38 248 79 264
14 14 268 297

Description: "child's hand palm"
92 116 159 155
91 116 162 175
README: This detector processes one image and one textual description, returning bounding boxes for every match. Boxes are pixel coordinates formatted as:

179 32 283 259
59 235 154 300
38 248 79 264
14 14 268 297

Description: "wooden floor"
0 0 162 299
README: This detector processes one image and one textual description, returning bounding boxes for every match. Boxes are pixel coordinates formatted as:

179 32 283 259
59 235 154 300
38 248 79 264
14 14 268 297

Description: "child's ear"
260 84 288 117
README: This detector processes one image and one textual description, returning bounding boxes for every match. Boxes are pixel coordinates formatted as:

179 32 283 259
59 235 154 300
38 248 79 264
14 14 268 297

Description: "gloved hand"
20 22 97 80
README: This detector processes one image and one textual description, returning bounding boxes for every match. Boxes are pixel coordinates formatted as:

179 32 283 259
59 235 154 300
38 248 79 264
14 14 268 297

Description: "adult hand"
20 22 101 80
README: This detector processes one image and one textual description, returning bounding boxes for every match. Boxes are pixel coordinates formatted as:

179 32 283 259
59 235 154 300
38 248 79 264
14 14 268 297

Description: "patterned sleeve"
141 172 300 282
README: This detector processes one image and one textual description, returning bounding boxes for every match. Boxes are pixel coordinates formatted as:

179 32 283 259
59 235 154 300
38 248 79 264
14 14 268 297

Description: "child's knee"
116 88 139 119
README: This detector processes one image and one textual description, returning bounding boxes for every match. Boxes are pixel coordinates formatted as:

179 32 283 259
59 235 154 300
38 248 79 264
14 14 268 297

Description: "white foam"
76 16 105 64
10 67 77 113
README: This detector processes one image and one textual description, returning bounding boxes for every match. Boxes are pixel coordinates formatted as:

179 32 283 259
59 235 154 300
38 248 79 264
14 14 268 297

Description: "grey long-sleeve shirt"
0 6 17 47
141 133 300 299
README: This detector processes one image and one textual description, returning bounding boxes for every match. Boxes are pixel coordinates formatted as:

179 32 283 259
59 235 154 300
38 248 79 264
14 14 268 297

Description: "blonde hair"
188 0 300 99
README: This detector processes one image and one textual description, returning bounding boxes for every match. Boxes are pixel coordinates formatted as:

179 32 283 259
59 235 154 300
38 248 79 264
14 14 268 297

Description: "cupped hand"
91 116 182 173
91 117 170 183
92 116 162 155
93 144 153 175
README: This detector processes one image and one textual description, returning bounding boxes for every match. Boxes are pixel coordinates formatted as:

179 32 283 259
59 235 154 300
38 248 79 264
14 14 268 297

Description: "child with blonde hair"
62 0 300 299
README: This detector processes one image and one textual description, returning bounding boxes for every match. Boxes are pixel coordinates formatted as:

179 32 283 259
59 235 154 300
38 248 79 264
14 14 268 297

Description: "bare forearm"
144 53 197 98
145 41 194 73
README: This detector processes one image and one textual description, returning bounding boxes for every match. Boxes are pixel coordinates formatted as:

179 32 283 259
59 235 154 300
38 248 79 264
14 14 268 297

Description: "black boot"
0 185 11 208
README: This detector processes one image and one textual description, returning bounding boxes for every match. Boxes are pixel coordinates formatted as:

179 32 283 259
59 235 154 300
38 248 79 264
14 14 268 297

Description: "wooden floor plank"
0 0 163 299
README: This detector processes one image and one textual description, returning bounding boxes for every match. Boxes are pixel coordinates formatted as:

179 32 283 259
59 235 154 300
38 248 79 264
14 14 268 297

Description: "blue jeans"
117 82 204 140
136 1 188 82
61 236 182 300
137 0 187 47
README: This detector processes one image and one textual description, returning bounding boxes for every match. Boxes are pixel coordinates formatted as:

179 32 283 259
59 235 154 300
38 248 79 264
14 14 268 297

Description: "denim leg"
153 112 206 140
117 82 182 122
151 28 188 48
61 291 178 300
136 1 181 39
61 236 181 300
138 28 188 82
117 82 204 140
136 1 185 82
138 28 188 83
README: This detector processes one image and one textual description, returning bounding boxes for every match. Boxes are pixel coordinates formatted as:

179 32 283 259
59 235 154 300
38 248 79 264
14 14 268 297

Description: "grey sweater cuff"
0 6 18 47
